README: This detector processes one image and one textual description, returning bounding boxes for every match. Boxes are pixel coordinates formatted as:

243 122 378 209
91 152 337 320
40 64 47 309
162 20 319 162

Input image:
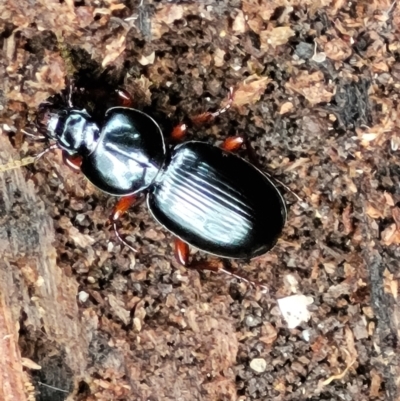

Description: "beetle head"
42 108 99 155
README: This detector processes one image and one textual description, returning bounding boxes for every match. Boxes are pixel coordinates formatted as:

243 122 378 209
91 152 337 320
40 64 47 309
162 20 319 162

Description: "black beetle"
34 88 287 283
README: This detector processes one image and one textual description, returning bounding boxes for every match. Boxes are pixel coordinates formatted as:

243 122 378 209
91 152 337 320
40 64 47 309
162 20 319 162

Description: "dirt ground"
1 0 400 400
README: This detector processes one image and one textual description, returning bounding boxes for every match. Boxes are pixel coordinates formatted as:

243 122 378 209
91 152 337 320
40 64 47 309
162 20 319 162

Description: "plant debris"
1 0 400 400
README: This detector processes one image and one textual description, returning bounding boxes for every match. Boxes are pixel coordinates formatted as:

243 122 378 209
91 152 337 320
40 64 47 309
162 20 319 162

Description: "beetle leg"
267 175 302 202
110 194 138 252
170 88 234 142
190 87 234 125
220 135 245 152
115 88 135 108
174 238 220 273
221 134 263 164
218 268 269 291
62 152 82 171
174 238 268 290
170 123 188 142
220 135 261 166
174 238 190 265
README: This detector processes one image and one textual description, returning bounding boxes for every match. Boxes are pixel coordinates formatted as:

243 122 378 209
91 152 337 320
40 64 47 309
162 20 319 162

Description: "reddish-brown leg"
174 237 190 266
110 194 138 252
174 238 220 274
191 87 234 125
221 134 259 162
170 88 234 143
170 123 188 142
173 238 268 290
62 152 83 171
220 135 245 152
115 88 135 108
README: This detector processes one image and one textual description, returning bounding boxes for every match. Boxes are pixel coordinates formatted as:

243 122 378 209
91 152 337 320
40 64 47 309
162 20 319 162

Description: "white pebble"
250 358 267 373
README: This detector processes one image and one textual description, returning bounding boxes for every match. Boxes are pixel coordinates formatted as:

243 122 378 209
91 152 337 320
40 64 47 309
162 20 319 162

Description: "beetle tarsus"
210 86 234 118
174 237 269 290
112 221 137 252
110 195 139 252
219 267 269 291
269 176 302 202
191 87 234 125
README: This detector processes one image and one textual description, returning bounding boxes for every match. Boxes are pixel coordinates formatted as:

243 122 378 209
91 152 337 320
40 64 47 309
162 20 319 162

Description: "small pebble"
79 291 90 303
250 358 267 373
302 330 310 342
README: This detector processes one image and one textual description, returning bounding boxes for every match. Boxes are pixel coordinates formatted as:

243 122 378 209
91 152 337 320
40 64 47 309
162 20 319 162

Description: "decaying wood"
0 134 87 400
2 0 400 400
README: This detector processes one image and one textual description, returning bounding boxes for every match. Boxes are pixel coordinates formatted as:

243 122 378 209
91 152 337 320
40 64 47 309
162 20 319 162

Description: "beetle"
34 87 287 284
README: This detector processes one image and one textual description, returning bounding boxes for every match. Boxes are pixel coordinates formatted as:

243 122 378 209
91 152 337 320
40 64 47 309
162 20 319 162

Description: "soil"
0 1 399 400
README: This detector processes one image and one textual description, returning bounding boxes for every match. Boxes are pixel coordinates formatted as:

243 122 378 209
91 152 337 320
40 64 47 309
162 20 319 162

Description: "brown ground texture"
0 0 399 400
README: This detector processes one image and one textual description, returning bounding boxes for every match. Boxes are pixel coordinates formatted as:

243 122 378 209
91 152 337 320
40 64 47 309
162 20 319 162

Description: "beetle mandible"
34 87 287 285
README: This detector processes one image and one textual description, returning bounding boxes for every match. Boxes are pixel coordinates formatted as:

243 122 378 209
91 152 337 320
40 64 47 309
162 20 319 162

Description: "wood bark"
0 134 88 401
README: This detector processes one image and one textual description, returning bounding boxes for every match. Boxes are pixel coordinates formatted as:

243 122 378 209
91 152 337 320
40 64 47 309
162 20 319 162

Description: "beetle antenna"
21 129 47 141
112 221 138 252
65 77 75 108
35 143 59 162
219 267 269 292
67 87 73 108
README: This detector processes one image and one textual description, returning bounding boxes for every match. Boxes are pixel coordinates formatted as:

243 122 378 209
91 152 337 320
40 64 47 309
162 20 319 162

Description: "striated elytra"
148 141 286 259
